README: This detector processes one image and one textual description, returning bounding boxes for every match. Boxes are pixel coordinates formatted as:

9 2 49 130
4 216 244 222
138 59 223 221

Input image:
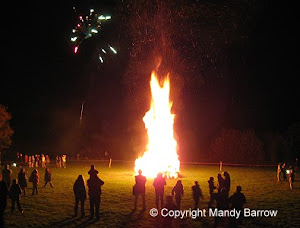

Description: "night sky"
1 1 299 159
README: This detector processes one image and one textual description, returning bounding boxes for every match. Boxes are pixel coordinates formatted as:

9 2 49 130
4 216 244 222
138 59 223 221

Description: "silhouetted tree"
0 105 14 163
211 128 264 163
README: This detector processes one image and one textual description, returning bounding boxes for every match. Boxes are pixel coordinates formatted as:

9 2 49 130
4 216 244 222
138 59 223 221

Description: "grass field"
2 161 300 228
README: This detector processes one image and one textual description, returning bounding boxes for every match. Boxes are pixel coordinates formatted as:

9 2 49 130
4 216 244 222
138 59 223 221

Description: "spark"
109 45 117 54
98 15 106 20
74 46 78 53
99 55 104 63
71 37 77 42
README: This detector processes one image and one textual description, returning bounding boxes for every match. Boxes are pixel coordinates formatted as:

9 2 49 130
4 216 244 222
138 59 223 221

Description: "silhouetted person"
208 177 216 208
9 179 23 214
133 169 146 210
2 164 12 188
213 188 229 227
56 156 60 168
281 163 287 181
192 181 203 209
73 175 87 217
88 165 99 178
229 186 246 226
217 174 225 193
153 173 166 209
289 169 295 189
162 195 177 228
223 171 231 197
18 168 27 196
0 174 8 227
44 168 53 187
29 169 39 195
87 173 104 219
171 180 184 209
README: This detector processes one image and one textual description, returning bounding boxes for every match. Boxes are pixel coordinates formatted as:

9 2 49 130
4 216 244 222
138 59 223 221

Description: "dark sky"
1 1 299 156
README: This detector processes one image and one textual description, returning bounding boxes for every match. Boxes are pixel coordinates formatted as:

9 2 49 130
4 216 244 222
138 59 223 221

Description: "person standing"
277 163 282 182
62 155 67 168
41 154 46 168
2 164 12 188
29 169 39 195
214 188 229 227
73 175 87 217
153 173 166 209
217 174 225 193
133 169 146 210
18 168 28 196
171 180 184 209
44 168 53 187
223 171 231 197
162 195 178 227
281 163 287 181
229 186 246 226
28 156 32 168
56 156 59 168
31 155 35 168
45 154 50 166
289 169 295 189
0 174 8 227
208 177 216 208
24 155 28 166
87 172 104 219
9 179 23 214
192 181 203 209
35 155 39 168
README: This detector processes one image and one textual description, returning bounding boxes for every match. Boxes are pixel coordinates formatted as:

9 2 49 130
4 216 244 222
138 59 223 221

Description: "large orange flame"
134 71 180 178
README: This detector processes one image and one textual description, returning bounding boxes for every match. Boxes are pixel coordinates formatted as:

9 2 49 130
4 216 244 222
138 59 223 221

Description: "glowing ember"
134 71 180 178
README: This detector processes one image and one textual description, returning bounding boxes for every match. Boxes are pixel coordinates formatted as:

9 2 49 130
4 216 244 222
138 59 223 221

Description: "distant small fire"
134 71 180 178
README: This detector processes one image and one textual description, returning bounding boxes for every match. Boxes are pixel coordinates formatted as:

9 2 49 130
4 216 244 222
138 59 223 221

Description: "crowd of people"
1 165 54 197
16 153 50 168
0 164 55 227
15 153 67 169
0 160 298 227
133 169 246 227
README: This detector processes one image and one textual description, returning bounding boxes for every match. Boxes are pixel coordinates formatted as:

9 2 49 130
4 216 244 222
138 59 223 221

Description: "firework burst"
71 8 117 63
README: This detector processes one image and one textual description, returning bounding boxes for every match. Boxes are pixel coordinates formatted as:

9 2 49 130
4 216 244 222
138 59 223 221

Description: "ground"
2 161 300 228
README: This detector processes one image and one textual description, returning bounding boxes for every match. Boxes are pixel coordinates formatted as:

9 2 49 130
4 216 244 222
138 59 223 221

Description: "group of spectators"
15 153 68 169
1 161 297 227
0 164 54 227
73 165 104 219
55 155 67 168
133 169 246 227
16 153 50 168
277 161 297 189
